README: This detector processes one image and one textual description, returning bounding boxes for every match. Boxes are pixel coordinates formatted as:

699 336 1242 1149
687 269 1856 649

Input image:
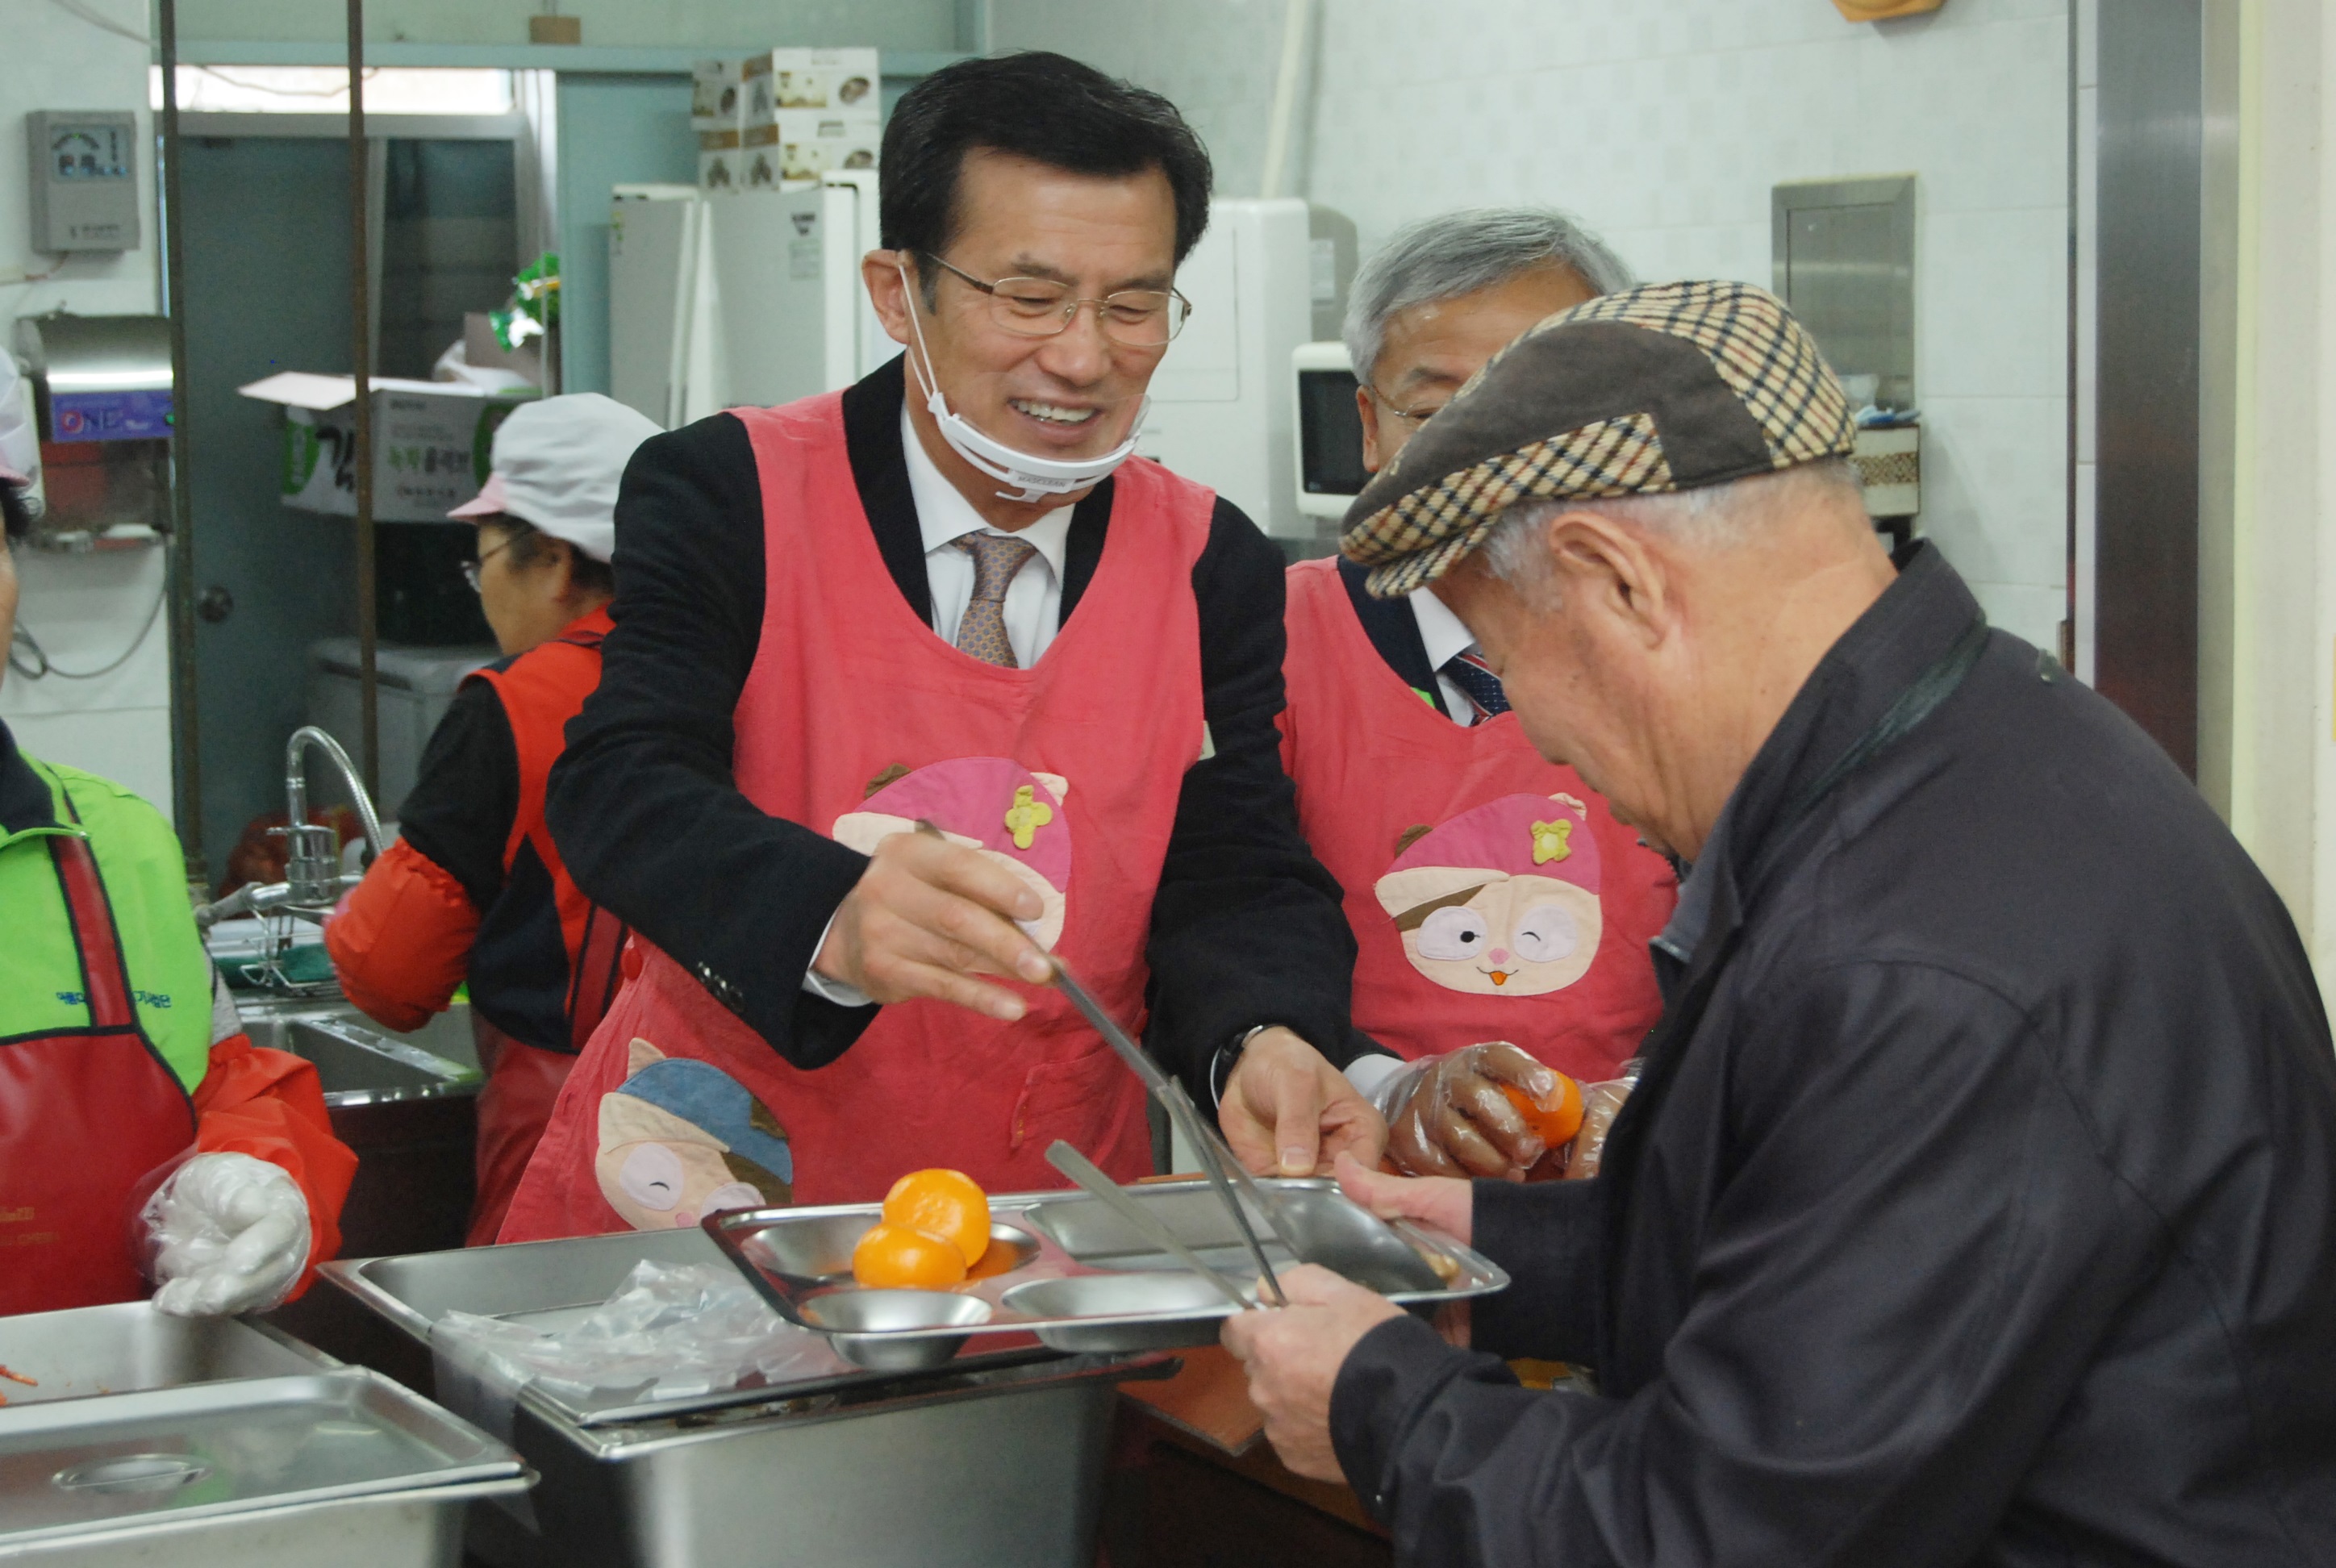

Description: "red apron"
500 394 1210 1238
0 836 197 1312
1279 557 1675 1082
461 608 624 1246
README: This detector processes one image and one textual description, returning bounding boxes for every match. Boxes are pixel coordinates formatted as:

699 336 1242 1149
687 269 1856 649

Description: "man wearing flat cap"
1223 280 2336 1566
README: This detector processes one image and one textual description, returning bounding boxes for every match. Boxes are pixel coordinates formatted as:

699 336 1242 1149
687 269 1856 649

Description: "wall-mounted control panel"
27 111 141 252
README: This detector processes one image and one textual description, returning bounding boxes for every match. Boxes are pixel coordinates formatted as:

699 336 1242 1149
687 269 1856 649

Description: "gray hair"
1477 460 1867 590
1343 206 1635 382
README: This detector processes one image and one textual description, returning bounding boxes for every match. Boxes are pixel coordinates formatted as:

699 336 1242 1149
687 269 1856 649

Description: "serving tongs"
1045 1141 1254 1312
1048 957 1290 1305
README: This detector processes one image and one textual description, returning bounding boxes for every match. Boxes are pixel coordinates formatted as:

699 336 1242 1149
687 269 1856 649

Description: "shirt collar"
899 405 1074 580
1407 585 1476 671
1649 802 1730 1002
0 719 62 840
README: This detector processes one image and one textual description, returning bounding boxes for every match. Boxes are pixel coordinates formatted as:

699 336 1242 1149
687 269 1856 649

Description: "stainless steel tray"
312 1228 1167 1568
0 1302 335 1407
707 1176 1506 1370
320 1228 1070 1427
0 1370 527 1553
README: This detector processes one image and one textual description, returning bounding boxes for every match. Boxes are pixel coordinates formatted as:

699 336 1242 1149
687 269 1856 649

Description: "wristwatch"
1209 1024 1275 1106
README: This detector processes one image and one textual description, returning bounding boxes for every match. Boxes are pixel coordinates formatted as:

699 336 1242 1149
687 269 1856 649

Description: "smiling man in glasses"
1279 209 1679 1181
500 52 1385 1236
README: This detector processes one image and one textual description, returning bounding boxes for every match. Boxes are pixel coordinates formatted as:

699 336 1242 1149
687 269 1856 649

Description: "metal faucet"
194 726 387 936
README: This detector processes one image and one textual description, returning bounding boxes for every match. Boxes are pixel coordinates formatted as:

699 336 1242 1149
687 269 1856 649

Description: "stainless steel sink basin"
239 1000 482 1106
236 997 486 1260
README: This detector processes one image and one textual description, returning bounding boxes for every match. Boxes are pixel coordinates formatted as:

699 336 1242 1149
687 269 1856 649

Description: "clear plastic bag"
144 1151 311 1317
1561 1058 1643 1180
433 1260 836 1403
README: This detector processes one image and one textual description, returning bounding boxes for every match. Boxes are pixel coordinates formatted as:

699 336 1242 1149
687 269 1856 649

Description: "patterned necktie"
1441 648 1510 723
953 532 1040 668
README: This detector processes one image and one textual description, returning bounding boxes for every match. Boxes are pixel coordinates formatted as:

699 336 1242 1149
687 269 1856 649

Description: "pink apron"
502 394 1211 1237
1279 557 1675 1082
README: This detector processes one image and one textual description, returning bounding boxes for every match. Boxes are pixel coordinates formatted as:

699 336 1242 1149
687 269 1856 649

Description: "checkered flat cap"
1341 281 1855 598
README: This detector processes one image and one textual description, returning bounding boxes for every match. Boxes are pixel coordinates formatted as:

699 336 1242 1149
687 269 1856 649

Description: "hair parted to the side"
1478 458 1867 591
482 513 615 598
880 51 1215 307
1343 206 1635 381
0 482 30 544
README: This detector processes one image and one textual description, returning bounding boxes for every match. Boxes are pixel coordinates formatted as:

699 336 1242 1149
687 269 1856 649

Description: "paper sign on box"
742 48 880 125
238 372 536 522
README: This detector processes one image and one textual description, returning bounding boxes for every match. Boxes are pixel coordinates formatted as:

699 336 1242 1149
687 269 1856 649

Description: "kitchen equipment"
11 311 172 548
314 1226 1161 1568
1042 1141 1254 1312
0 1370 527 1566
707 1176 1505 1370
0 1302 332 1407
1048 958 1288 1302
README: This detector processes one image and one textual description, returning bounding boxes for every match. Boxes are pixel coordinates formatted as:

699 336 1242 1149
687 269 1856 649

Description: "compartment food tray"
706 1176 1506 1370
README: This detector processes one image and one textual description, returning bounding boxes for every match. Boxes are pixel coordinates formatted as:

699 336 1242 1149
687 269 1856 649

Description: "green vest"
0 737 214 1095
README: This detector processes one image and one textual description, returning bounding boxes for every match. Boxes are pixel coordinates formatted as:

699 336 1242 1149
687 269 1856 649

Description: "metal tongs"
1045 1141 1254 1312
1048 957 1290 1305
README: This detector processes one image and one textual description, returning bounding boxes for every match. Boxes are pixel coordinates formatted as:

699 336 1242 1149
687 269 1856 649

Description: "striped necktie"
953 532 1039 668
1441 648 1509 723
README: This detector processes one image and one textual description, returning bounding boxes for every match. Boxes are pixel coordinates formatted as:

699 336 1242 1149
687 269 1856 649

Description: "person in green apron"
0 452 357 1316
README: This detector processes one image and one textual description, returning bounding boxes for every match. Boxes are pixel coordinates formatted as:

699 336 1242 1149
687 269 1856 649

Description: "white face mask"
895 260 1148 504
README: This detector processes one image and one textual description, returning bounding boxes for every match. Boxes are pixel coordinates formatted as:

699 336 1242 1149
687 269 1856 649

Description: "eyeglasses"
460 536 515 593
1367 382 1448 427
922 253 1193 348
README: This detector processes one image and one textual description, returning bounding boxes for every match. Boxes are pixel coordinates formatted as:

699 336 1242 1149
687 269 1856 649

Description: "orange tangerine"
882 1168 991 1269
851 1222 968 1289
1500 1074 1585 1149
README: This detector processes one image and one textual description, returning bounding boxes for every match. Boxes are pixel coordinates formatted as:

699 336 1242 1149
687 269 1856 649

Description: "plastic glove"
1376 1042 1559 1179
144 1152 312 1317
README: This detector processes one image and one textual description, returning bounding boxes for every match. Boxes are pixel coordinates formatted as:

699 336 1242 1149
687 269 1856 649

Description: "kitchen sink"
236 996 486 1261
239 999 482 1103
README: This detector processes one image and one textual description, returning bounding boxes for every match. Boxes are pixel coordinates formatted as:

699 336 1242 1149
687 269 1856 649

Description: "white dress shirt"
803 412 1076 1006
1408 586 1484 728
901 406 1074 668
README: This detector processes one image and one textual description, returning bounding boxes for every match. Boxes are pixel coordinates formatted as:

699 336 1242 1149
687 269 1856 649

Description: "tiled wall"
3 0 174 819
995 0 2074 652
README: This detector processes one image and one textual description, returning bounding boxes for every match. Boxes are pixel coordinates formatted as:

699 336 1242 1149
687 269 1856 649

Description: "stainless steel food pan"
0 1301 332 1407
313 1228 1166 1568
0 1370 528 1566
709 1176 1507 1367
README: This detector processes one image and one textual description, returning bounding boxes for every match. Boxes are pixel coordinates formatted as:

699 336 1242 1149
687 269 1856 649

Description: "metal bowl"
802 1290 995 1372
741 1219 1041 1283
1001 1273 1245 1353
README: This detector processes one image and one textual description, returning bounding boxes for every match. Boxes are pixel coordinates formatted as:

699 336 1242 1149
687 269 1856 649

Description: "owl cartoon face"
594 1039 793 1231
1374 794 1604 998
832 758 1072 957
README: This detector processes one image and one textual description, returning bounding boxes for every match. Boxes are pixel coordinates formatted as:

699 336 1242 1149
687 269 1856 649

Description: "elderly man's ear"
1545 509 1675 648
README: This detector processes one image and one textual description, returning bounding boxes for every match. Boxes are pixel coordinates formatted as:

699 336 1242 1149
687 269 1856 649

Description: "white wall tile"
994 0 2075 604
1920 206 2070 398
2073 457 2096 684
1917 394 2069 589
3 708 176 827
1967 580 2069 654
1 547 173 719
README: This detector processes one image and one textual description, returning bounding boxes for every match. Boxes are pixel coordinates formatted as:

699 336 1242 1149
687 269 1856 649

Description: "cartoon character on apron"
1375 793 1604 999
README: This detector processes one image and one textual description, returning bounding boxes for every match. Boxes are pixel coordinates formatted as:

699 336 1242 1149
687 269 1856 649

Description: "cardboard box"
742 48 880 124
698 127 744 191
740 111 880 187
690 59 744 132
236 371 537 522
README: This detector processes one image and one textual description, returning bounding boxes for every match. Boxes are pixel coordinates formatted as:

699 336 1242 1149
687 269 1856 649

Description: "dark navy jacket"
1332 544 2336 1566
